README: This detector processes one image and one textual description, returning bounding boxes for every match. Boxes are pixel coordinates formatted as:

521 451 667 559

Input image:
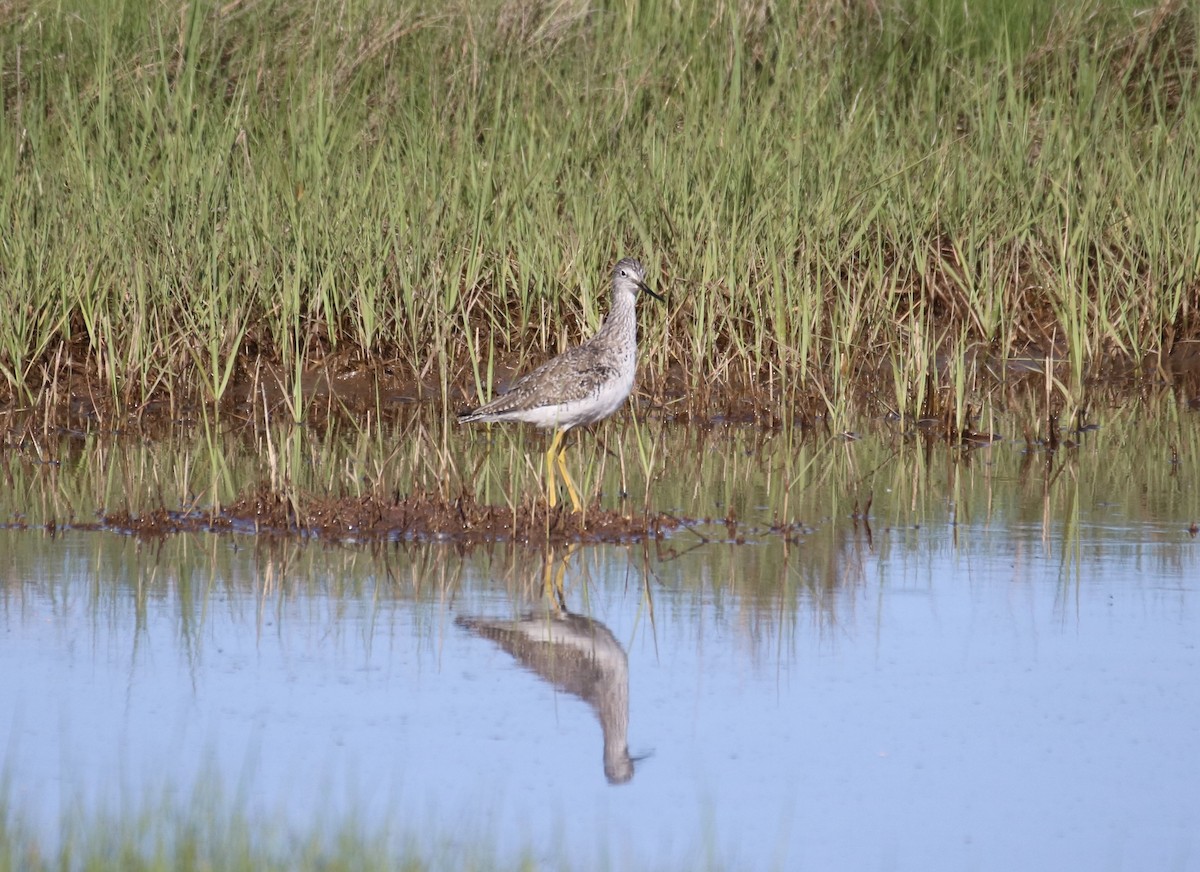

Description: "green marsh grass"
0 774 540 872
1 0 1197 424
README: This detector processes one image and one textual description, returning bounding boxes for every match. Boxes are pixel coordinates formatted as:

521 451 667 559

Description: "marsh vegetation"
3 2 1200 866
2 0 1197 436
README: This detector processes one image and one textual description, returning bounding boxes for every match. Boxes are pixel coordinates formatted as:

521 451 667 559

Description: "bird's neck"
597 292 637 341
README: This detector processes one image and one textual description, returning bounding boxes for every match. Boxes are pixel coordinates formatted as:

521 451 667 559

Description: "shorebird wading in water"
458 258 662 512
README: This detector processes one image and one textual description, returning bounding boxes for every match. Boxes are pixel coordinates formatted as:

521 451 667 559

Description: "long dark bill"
639 280 664 302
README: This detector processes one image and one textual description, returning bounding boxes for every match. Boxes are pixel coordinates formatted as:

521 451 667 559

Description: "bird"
458 257 662 512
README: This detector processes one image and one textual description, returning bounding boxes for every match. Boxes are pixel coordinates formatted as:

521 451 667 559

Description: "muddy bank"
79 488 686 545
0 483 820 546
9 344 1200 439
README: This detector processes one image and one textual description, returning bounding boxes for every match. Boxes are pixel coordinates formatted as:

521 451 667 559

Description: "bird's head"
612 257 663 302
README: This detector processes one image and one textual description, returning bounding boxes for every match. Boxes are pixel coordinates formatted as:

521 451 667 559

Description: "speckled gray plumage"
458 258 656 431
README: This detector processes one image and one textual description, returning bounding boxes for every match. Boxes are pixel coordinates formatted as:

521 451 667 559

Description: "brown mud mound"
101 485 685 544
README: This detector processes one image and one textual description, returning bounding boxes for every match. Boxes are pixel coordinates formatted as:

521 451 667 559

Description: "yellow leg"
554 433 583 512
545 429 564 509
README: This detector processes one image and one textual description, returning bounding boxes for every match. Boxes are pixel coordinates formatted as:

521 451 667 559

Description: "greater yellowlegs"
458 257 662 511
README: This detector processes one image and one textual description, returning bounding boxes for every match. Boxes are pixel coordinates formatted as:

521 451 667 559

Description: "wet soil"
12 342 1200 438
12 486 688 545
2 481 820 546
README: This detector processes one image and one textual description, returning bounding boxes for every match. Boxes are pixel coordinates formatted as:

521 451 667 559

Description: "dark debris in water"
94 485 685 545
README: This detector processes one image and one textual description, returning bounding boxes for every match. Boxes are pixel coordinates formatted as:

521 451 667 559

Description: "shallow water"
3 407 1200 870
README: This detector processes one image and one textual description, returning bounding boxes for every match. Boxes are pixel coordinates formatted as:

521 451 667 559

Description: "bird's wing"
504 341 620 405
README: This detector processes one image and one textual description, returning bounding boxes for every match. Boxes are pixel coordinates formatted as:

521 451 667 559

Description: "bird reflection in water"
455 545 640 784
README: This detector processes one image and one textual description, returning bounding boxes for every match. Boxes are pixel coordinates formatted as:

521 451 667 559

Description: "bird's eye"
619 270 627 277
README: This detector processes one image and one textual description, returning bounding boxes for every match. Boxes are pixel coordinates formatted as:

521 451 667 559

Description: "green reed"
0 774 541 872
1 0 1196 422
